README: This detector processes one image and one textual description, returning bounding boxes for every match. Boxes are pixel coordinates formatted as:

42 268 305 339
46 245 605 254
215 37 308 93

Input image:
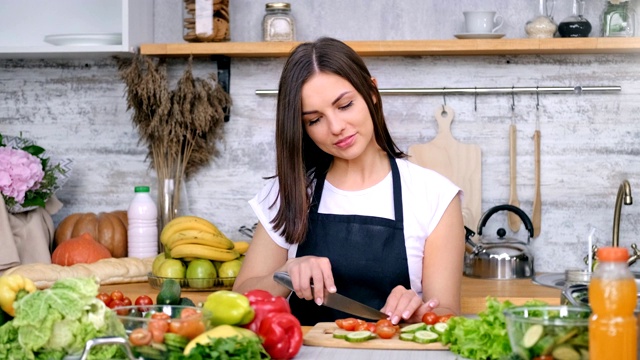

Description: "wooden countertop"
100 275 560 315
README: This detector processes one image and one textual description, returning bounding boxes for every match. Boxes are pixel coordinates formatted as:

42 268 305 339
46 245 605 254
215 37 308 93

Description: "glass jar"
183 0 230 42
262 2 295 42
602 0 636 37
558 0 592 37
525 0 558 38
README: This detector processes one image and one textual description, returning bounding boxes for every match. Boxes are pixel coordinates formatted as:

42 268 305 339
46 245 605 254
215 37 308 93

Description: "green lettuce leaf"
1 277 126 359
440 297 547 360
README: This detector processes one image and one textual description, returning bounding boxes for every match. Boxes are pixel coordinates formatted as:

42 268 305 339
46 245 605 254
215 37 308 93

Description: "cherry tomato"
96 293 111 306
129 328 152 346
335 319 345 329
422 311 439 325
437 314 454 323
134 295 154 312
376 325 397 339
122 297 132 307
110 290 124 302
108 299 128 316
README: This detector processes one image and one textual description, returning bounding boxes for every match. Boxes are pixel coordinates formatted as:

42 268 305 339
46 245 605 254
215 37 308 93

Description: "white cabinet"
0 0 153 58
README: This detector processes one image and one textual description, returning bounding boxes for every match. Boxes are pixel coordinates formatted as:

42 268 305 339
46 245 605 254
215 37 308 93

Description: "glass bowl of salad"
503 305 590 360
115 305 213 359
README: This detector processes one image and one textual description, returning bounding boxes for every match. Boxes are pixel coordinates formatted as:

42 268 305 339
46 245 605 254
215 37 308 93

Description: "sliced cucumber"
345 330 374 343
400 322 427 333
432 322 448 334
332 329 351 340
522 324 544 348
413 330 439 344
551 344 581 360
531 335 555 356
399 332 415 341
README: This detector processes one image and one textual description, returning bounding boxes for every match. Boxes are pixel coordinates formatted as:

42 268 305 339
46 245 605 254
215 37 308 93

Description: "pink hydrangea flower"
0 147 45 205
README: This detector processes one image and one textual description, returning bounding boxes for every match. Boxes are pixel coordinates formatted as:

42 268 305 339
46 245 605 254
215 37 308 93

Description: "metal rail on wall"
255 85 621 96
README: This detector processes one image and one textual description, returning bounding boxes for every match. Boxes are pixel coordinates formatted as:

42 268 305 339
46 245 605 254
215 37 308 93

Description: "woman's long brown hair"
271 37 405 245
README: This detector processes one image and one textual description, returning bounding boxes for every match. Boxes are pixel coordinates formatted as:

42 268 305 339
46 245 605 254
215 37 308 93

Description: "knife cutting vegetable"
273 271 387 320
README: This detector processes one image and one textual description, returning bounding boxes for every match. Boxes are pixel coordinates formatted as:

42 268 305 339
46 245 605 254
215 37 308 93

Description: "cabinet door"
0 0 153 58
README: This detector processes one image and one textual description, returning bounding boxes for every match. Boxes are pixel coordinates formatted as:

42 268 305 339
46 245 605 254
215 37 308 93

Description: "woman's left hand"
380 286 439 325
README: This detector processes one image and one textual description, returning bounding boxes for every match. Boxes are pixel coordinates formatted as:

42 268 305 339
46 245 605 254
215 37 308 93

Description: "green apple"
157 259 186 278
186 259 217 289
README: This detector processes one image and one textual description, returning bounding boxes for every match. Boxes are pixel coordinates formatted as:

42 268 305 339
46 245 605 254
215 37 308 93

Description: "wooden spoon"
532 129 541 237
508 123 521 231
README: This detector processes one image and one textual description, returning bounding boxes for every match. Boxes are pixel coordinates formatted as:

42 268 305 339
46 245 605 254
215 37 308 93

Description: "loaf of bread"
3 257 154 289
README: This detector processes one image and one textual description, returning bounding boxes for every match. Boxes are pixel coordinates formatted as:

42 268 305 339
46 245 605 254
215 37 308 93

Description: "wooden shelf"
140 37 640 57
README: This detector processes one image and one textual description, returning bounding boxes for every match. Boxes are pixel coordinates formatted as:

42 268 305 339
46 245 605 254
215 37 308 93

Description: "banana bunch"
161 216 240 262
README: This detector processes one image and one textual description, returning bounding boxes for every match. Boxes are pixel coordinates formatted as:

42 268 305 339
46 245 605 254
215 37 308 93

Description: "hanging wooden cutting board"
408 105 482 231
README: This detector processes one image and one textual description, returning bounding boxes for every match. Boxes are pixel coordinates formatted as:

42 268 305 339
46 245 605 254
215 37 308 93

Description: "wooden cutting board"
303 322 448 350
408 105 482 231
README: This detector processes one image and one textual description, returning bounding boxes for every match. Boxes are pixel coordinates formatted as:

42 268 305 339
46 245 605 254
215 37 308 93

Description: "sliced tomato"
421 311 439 325
375 319 393 328
339 318 359 331
375 325 397 339
148 319 169 343
129 328 152 346
437 314 454 323
169 317 205 339
355 322 376 332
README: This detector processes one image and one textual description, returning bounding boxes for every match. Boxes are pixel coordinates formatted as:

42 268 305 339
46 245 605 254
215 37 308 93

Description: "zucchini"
413 330 439 344
345 331 374 343
157 278 181 305
522 324 544 348
400 322 427 333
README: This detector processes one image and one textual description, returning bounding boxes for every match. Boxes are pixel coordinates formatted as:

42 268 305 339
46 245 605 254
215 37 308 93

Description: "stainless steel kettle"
463 204 535 279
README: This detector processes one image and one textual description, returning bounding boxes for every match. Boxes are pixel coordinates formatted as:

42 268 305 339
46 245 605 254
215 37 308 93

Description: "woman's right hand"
282 256 336 306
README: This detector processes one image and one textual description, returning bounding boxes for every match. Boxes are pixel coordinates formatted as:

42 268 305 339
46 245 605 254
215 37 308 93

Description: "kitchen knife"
273 271 388 320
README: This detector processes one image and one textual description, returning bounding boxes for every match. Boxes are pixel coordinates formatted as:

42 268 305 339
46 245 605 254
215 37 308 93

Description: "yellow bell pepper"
0 274 36 316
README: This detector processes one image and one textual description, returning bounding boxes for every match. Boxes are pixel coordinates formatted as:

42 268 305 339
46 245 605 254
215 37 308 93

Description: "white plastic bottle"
127 186 158 258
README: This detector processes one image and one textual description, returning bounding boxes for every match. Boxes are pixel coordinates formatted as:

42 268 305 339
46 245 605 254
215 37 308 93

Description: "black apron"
290 154 411 325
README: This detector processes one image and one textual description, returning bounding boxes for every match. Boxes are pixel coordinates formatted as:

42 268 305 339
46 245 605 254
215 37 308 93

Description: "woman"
233 37 464 326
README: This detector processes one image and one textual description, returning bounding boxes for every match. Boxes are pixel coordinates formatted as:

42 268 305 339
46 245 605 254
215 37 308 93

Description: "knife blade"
273 271 388 320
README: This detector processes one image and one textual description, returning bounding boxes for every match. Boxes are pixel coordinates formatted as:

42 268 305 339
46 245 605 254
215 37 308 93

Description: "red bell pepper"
259 311 302 359
244 289 302 359
244 289 291 333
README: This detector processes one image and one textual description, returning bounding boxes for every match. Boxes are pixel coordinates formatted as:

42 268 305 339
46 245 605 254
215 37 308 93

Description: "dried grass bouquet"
117 55 231 226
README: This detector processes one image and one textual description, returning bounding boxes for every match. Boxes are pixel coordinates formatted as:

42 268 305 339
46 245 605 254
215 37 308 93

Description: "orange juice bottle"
589 247 638 359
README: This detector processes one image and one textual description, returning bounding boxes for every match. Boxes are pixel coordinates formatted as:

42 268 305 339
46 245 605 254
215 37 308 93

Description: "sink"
533 272 640 294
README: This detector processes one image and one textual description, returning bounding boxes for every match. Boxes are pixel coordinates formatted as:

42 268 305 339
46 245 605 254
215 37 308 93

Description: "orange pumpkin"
55 211 128 258
51 232 112 266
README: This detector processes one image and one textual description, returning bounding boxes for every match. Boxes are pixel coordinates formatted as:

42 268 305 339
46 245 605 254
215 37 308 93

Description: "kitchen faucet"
583 180 639 267
612 179 632 247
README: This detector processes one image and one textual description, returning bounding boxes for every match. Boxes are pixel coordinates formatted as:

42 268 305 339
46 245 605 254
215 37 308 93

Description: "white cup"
463 11 504 34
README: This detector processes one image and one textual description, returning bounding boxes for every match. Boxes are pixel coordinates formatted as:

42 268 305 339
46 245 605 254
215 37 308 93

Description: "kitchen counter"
101 276 559 360
101 275 560 315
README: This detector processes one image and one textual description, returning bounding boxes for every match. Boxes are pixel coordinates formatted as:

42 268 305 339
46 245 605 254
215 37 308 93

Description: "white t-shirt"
249 158 461 296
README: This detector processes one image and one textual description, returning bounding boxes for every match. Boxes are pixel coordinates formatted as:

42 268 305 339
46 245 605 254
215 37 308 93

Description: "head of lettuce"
0 277 126 359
